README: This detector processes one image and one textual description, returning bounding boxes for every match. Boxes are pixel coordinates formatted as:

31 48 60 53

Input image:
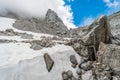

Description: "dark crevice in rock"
88 46 96 61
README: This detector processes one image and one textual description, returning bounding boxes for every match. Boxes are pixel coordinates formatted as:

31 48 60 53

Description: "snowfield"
0 43 80 80
0 17 80 80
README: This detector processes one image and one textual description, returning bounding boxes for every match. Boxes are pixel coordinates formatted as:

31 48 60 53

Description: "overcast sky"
0 0 120 29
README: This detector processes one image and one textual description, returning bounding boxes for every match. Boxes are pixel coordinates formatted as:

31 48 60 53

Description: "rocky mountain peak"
45 9 63 23
12 9 68 35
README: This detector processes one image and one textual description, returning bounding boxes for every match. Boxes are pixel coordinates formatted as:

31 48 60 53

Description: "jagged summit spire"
45 9 63 23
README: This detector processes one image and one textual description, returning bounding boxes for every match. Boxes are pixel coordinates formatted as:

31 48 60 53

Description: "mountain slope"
13 9 68 35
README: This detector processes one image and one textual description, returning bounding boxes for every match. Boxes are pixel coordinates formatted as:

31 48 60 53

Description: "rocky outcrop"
66 15 112 61
13 9 68 35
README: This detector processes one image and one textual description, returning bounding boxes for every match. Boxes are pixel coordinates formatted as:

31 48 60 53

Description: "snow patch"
0 43 80 80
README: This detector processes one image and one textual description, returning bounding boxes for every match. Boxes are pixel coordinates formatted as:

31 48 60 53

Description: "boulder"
62 72 69 80
70 55 78 67
66 15 112 61
66 70 73 78
79 61 93 71
44 53 54 72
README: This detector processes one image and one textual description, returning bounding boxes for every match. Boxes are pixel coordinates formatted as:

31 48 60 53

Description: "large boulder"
66 15 112 61
80 15 112 51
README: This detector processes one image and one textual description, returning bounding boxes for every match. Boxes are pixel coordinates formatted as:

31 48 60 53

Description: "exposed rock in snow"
70 55 78 68
79 61 93 71
44 53 54 72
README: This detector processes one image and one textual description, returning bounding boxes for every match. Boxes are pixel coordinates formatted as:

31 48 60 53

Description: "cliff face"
13 9 68 35
108 11 120 44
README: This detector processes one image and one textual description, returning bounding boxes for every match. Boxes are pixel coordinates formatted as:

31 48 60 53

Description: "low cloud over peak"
0 0 76 29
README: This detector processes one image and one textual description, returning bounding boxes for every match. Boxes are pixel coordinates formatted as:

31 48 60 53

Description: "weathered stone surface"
30 39 54 50
30 42 42 50
79 61 93 71
70 55 78 65
79 15 112 56
66 15 112 61
66 70 73 78
62 72 69 80
112 76 120 80
44 53 54 72
81 70 93 80
76 69 82 75
62 70 77 80
92 63 113 80
108 11 120 45
97 42 120 76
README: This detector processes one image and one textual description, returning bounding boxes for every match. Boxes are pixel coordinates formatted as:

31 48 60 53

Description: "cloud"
103 0 119 7
103 0 120 15
80 0 120 27
0 0 76 29
79 17 95 26
67 0 74 2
